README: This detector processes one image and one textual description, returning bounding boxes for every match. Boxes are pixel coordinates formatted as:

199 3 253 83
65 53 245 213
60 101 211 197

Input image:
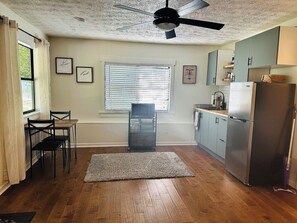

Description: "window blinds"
104 63 172 111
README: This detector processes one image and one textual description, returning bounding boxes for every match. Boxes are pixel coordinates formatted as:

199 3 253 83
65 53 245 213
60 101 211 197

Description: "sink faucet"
213 91 226 110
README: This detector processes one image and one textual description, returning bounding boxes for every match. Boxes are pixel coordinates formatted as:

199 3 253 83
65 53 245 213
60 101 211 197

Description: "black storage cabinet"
128 103 157 151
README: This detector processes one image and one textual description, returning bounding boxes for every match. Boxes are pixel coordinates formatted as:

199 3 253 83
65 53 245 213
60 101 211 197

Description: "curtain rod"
0 15 42 42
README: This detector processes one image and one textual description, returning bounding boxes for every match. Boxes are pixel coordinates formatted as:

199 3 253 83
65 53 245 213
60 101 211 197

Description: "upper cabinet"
233 26 297 82
206 50 233 86
233 38 250 82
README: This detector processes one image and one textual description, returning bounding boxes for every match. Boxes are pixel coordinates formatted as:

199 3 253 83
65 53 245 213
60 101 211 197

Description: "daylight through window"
104 63 172 112
19 43 35 113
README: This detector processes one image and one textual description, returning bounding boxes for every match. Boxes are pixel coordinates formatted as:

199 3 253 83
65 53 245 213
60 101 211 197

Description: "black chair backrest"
27 119 56 145
50 110 71 120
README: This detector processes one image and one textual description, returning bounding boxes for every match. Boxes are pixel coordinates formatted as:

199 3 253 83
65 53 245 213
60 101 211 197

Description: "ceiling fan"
114 0 224 39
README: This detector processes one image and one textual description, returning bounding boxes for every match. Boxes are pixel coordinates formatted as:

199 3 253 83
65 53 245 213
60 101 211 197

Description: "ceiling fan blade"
114 4 154 17
165 29 176 39
116 21 152 31
178 0 209 17
179 18 224 30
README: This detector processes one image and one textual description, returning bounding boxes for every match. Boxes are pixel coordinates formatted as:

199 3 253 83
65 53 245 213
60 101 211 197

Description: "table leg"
68 128 71 173
74 124 77 159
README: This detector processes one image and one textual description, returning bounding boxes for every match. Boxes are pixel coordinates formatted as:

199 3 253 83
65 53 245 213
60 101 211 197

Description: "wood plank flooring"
1 146 297 223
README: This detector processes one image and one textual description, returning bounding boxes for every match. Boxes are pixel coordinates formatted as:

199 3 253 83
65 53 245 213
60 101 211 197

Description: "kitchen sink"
195 104 217 110
195 104 227 111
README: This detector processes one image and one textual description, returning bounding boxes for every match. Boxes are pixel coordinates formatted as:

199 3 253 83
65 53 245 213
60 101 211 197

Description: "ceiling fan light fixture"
153 18 179 31
114 0 224 39
153 7 180 31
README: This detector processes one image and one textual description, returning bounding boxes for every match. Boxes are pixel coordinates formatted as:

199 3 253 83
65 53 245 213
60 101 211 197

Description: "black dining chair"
44 110 71 137
50 110 71 120
43 110 71 150
46 110 77 159
27 119 66 178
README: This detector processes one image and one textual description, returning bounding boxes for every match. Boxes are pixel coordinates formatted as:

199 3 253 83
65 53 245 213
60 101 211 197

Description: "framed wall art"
76 66 93 83
55 57 73 74
182 65 197 84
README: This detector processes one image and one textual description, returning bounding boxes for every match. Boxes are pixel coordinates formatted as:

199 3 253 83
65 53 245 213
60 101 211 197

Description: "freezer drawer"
225 117 253 185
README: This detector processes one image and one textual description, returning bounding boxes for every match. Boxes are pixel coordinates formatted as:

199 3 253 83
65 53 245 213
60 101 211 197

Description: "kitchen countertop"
194 107 228 117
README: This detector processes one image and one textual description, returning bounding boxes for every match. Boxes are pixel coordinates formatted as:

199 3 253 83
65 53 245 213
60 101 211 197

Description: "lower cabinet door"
200 112 209 147
217 139 226 159
208 114 218 153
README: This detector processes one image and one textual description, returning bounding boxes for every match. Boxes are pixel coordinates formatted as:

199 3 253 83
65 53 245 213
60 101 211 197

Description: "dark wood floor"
1 146 297 223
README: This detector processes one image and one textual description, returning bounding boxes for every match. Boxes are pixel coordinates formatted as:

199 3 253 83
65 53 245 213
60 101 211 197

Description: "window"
18 43 35 113
104 63 172 112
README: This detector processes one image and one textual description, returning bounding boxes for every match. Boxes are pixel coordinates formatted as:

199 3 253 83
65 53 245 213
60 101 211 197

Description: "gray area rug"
84 152 194 182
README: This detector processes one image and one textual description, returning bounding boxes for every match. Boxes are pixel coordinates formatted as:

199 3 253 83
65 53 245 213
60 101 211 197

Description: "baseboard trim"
0 182 10 196
76 141 197 148
0 154 41 195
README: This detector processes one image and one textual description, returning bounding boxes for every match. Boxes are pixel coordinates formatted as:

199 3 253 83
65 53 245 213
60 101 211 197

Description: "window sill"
98 110 174 118
98 111 129 118
23 111 40 121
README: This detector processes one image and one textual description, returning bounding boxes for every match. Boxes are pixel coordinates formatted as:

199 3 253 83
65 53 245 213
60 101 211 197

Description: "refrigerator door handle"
230 116 248 123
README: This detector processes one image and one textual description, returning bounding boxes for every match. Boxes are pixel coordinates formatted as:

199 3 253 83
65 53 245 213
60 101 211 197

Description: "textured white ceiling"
1 0 297 45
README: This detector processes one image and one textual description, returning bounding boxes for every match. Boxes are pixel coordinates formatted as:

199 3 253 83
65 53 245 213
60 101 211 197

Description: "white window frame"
104 62 173 112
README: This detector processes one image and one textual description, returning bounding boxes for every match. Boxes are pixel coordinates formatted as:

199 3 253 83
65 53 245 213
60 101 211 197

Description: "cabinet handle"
248 57 253 66
221 118 227 122
219 139 225 142
213 77 216 84
215 117 219 124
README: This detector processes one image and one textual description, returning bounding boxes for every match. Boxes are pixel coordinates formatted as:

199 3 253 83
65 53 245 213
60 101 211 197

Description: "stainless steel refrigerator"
225 82 296 186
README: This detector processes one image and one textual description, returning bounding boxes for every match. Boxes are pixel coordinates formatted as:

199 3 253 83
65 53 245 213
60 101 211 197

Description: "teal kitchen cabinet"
217 117 228 159
207 50 233 86
233 38 251 82
233 26 297 82
249 27 279 68
207 113 219 153
206 50 217 85
207 114 228 159
200 111 210 147
195 109 228 161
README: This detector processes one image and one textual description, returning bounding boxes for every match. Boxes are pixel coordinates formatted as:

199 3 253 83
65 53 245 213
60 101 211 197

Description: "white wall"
49 37 219 147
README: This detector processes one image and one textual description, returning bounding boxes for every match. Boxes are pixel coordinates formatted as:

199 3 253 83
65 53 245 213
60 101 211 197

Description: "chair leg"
72 127 77 160
30 150 33 179
39 151 42 168
53 151 56 178
62 148 66 170
68 139 71 160
75 146 77 160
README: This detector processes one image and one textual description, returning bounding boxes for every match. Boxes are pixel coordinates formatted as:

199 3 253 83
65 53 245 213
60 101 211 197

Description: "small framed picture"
55 57 73 74
182 65 197 84
76 66 93 83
